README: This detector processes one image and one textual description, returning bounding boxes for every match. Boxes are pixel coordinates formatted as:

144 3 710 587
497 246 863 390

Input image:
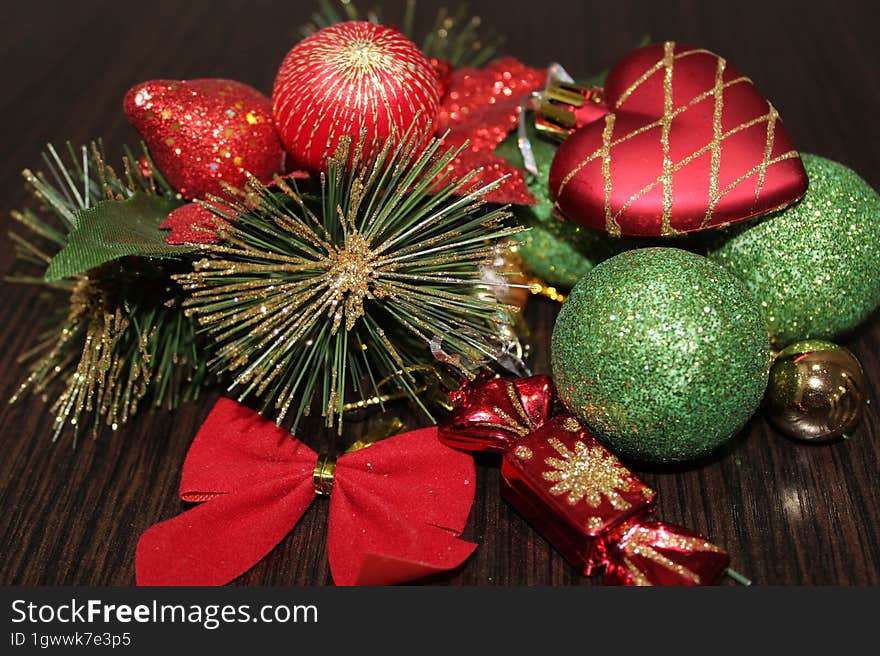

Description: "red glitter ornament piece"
124 79 284 200
272 21 440 172
160 171 313 245
430 58 453 100
435 57 546 205
161 202 227 245
549 42 808 236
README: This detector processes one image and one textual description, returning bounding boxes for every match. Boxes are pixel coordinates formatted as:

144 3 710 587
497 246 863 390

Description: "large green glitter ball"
551 247 771 462
708 154 880 346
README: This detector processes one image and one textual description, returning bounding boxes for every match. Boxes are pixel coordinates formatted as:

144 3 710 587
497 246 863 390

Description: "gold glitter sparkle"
8 143 205 439
542 437 632 509
562 416 581 432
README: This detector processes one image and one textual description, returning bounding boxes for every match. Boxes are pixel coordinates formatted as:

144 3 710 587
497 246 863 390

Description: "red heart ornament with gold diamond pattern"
549 42 808 237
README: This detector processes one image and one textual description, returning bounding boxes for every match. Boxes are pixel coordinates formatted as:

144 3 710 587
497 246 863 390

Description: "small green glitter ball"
509 159 594 287
708 154 880 346
551 247 771 462
514 221 628 288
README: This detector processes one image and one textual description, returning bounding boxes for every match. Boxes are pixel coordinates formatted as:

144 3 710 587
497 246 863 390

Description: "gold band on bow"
313 454 337 495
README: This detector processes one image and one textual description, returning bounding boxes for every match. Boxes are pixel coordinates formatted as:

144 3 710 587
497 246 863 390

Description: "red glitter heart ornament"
124 79 284 199
549 42 808 236
272 21 440 172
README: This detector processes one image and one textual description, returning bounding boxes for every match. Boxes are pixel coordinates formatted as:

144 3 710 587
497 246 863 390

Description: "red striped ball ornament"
272 21 440 171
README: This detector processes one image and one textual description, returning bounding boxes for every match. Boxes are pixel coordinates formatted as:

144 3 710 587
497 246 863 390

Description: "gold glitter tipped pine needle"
177 129 528 433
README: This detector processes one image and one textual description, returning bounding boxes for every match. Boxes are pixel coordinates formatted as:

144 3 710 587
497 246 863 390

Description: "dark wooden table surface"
1 0 878 586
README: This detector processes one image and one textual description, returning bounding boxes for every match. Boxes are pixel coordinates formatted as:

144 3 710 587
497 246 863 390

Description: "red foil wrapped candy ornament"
273 21 440 171
549 42 808 237
439 375 732 585
124 79 284 199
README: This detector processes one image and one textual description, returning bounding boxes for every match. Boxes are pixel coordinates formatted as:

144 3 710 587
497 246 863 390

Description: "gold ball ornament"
766 340 867 442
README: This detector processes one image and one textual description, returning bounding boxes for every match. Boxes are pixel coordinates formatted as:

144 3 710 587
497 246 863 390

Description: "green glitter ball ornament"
514 220 630 288
507 158 597 288
551 247 771 462
708 154 880 347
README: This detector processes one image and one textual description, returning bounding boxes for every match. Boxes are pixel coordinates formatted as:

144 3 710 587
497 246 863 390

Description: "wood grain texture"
1 0 878 586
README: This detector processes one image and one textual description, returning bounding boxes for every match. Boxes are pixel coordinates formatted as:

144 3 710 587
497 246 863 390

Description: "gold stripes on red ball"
272 21 440 171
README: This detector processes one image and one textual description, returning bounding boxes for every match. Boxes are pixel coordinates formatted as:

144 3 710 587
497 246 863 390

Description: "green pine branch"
177 131 525 433
7 142 210 441
301 0 503 68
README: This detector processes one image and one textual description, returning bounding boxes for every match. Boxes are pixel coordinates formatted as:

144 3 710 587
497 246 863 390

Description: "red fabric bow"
137 399 477 586
439 376 731 586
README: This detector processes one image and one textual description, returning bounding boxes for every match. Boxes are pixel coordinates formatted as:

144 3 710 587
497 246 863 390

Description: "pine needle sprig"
7 143 207 441
301 0 503 68
419 4 502 68
176 131 525 433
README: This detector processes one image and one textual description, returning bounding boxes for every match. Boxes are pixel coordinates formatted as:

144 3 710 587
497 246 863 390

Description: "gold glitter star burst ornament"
542 436 632 509
176 130 525 431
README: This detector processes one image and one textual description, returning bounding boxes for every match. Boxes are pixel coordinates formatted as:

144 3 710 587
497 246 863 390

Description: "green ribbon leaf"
494 113 557 183
494 115 557 222
45 193 191 281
